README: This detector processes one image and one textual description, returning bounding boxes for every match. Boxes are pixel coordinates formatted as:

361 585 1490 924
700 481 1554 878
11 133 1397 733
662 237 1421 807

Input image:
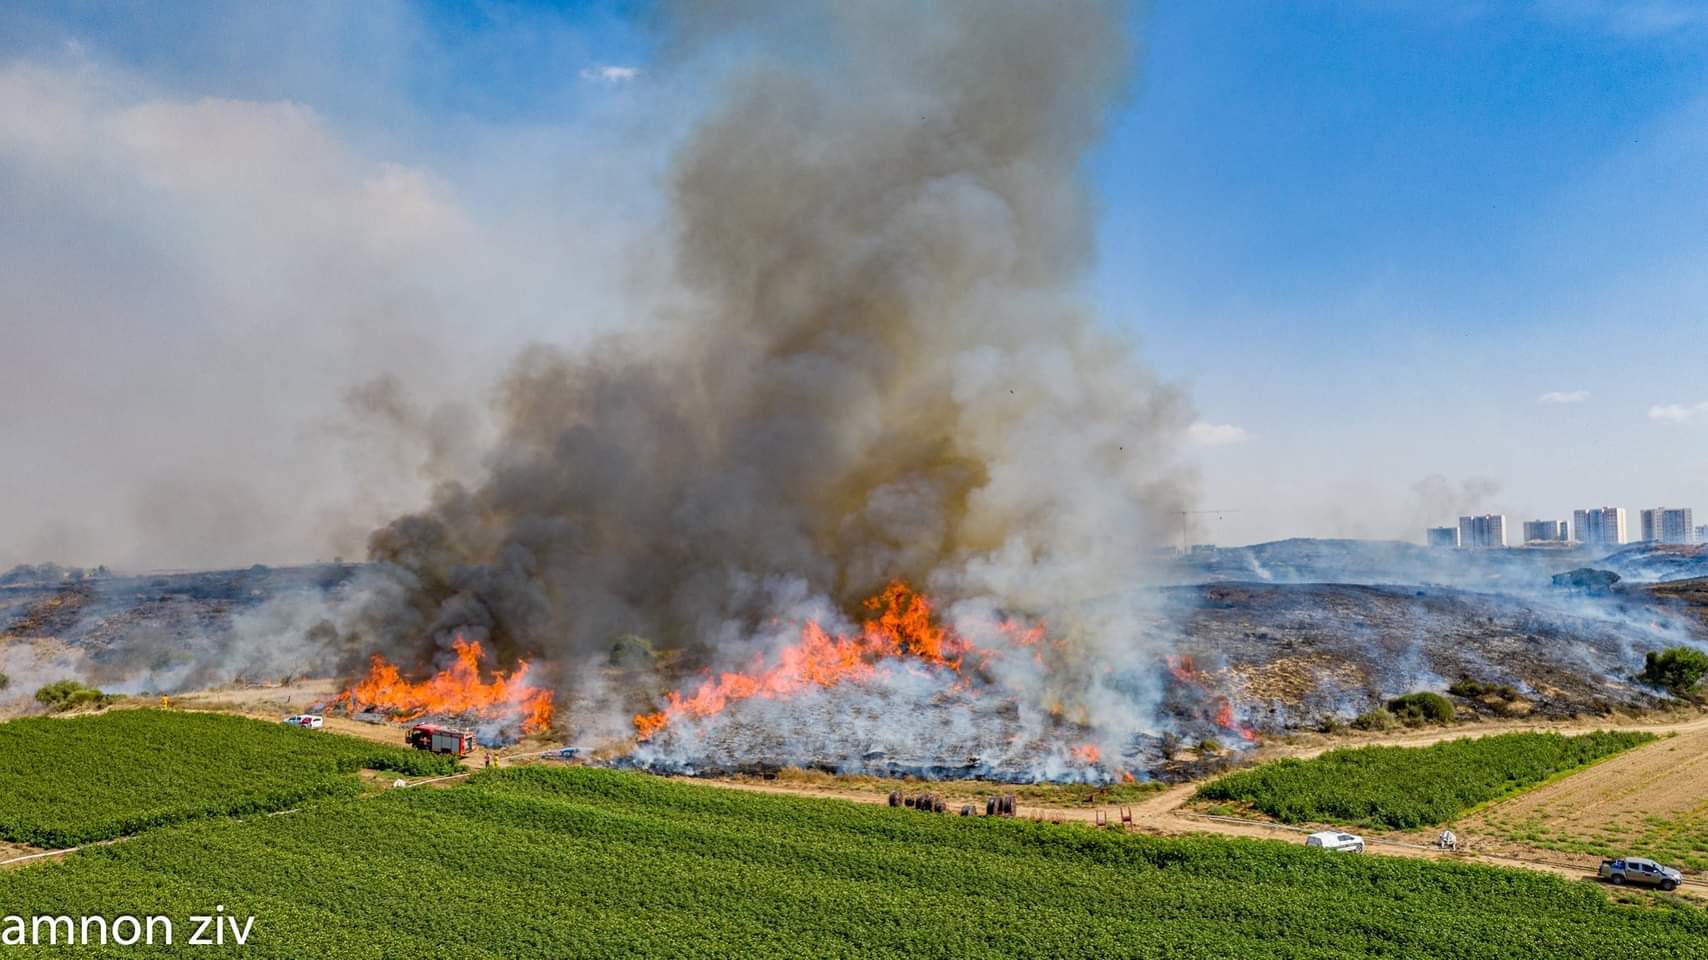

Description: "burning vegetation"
633 581 973 741
338 636 553 739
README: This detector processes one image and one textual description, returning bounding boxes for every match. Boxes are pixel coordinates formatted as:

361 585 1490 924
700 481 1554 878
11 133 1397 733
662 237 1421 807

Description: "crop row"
0 709 459 847
0 766 1702 957
1195 730 1655 829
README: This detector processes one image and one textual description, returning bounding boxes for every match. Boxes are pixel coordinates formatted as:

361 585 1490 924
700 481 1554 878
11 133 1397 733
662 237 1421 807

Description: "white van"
282 714 324 729
1305 831 1364 853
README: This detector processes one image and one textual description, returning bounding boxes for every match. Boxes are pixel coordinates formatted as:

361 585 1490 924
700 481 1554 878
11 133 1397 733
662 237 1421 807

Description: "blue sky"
1 1 1705 562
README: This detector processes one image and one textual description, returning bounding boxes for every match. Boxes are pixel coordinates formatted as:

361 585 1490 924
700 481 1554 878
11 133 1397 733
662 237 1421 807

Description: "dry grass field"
1468 726 1708 872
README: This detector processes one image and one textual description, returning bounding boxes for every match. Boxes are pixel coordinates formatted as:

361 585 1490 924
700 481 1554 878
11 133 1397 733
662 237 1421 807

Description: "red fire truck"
406 723 477 757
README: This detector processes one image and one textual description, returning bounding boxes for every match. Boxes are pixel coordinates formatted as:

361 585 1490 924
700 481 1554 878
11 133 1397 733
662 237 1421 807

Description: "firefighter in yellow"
160 695 170 710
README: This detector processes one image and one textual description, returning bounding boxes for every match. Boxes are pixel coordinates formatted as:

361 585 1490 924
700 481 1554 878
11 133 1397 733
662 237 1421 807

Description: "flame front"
634 580 975 740
342 635 554 735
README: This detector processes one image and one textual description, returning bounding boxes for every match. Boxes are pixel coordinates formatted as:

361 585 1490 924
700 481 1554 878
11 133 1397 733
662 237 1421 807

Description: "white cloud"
1187 422 1249 447
1538 390 1590 404
1648 401 1708 422
579 65 641 84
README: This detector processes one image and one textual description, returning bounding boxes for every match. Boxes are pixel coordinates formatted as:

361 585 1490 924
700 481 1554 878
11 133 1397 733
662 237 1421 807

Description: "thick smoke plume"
354 0 1195 770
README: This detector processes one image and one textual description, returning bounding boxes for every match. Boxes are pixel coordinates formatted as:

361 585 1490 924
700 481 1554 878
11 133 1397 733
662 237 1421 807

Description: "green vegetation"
1483 808 1708 874
1196 731 1654 830
34 678 115 712
1385 691 1457 726
0 710 459 847
1351 707 1395 731
1639 647 1708 698
0 766 1703 958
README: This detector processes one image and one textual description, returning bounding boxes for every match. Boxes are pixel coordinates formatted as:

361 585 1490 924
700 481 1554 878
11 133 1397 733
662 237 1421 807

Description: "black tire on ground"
1661 880 1678 892
960 804 973 816
1610 874 1625 885
985 797 996 816
888 791 901 807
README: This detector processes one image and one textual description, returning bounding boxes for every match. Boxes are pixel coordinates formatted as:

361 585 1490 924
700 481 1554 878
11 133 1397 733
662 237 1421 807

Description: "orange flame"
1070 743 1101 764
634 580 976 740
341 635 553 735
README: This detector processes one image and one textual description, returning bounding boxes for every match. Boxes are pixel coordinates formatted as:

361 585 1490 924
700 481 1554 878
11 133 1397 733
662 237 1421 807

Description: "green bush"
1197 738 1223 755
1352 708 1395 731
33 679 112 711
1196 731 1653 830
1638 647 1708 698
1387 691 1456 726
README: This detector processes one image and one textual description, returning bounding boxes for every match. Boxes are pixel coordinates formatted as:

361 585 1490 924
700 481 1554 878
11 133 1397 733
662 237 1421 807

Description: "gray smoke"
354 0 1196 769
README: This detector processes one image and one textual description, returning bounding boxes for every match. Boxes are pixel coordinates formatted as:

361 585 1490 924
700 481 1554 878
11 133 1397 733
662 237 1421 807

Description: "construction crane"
1175 509 1239 551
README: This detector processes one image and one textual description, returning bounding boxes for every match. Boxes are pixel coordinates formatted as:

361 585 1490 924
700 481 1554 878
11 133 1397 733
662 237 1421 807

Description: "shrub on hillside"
34 679 114 712
1352 708 1395 731
1386 692 1456 727
1638 647 1708 698
1448 679 1519 701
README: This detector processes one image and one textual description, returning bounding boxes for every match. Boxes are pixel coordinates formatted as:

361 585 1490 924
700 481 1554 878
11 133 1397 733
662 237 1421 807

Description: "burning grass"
338 635 553 738
632 580 978 741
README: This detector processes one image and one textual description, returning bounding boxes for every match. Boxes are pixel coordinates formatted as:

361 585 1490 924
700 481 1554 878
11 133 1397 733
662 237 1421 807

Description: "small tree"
1639 647 1708 698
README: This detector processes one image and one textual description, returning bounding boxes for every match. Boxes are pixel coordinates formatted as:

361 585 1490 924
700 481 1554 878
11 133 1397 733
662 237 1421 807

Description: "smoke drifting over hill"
344 0 1196 761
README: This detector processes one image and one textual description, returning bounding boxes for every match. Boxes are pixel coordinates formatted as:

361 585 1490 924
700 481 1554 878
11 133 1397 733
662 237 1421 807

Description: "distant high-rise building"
1458 514 1508 548
1698 524 1708 545
1522 520 1568 544
1640 507 1696 545
1573 507 1627 546
1426 526 1460 548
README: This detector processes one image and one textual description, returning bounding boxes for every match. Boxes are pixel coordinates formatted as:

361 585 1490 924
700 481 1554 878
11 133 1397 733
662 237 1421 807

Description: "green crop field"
1 765 1704 958
1195 731 1654 830
0 709 459 848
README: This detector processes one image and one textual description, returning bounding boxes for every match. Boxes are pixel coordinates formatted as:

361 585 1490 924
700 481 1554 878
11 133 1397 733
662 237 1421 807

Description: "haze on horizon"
2 0 1705 571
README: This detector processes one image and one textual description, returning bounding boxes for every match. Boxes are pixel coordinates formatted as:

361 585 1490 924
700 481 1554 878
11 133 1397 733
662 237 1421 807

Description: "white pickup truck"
1599 857 1682 892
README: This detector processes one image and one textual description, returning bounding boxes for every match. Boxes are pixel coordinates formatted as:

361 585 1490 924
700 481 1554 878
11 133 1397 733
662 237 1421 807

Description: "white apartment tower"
1573 507 1627 546
1640 507 1696 545
1458 514 1508 548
